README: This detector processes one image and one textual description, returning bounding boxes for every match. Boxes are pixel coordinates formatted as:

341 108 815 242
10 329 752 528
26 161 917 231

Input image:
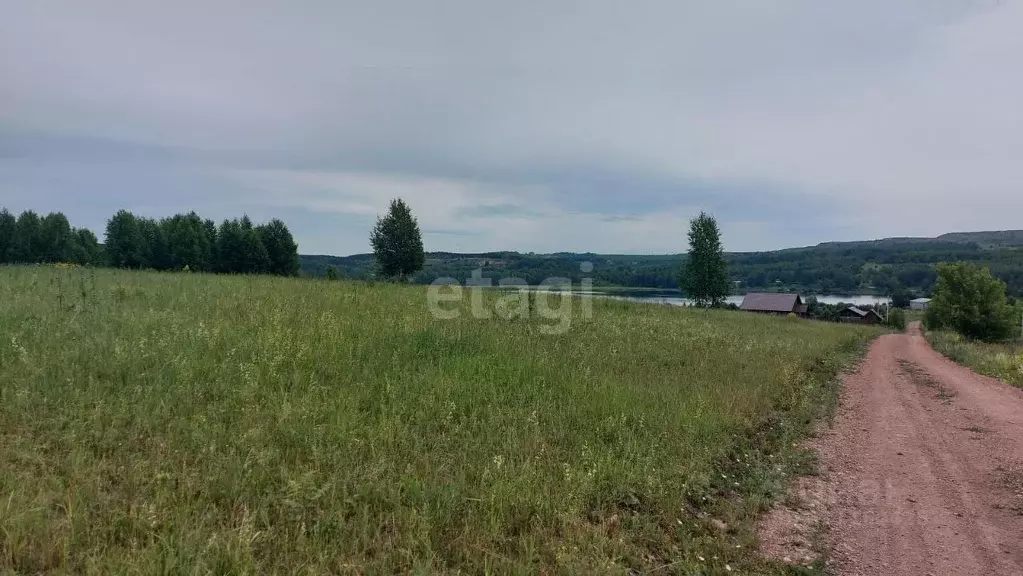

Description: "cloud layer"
2 0 1020 254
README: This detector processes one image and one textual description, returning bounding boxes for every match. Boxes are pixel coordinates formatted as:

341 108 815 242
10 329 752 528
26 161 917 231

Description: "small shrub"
886 308 907 331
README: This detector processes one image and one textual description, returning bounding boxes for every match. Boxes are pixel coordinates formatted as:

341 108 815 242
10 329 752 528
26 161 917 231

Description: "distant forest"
303 231 1023 298
0 208 300 276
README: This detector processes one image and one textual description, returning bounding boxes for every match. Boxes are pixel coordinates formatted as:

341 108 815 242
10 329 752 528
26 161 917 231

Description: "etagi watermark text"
427 263 595 335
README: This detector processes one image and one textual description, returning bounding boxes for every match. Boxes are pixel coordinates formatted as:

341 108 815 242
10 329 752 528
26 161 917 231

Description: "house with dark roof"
838 306 884 324
739 293 807 316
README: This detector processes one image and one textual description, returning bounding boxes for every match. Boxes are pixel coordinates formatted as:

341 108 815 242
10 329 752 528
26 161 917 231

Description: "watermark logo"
427 262 594 335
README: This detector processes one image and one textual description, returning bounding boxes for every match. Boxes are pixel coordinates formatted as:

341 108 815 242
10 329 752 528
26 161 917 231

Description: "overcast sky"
1 0 1020 255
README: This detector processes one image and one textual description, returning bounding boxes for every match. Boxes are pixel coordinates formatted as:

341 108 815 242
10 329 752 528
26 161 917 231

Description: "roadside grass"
925 331 1023 389
0 266 879 574
904 309 926 324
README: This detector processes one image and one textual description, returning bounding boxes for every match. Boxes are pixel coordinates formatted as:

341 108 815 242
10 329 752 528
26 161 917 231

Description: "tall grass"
0 266 879 574
926 330 1023 388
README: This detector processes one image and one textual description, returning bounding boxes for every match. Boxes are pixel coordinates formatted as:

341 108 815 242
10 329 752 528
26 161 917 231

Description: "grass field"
926 330 1023 388
0 266 880 574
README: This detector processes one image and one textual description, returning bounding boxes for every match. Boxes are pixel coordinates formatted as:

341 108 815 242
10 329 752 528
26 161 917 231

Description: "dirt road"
807 322 1023 575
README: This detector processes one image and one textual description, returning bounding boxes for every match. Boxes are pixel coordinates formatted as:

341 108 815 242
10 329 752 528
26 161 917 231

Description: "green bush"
924 262 1016 342
886 307 907 331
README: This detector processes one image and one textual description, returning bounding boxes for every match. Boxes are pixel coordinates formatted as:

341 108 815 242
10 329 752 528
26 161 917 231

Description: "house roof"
910 297 932 303
843 306 884 320
740 292 802 312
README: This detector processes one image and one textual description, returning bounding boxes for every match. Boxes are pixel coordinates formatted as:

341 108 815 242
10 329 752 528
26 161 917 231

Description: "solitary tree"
370 198 425 281
925 262 1015 341
679 212 730 307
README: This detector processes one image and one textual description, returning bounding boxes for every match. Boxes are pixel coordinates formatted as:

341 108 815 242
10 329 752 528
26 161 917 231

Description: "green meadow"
0 266 879 574
926 330 1023 388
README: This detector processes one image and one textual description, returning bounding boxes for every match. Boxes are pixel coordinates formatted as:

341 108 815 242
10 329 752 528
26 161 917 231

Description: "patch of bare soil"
757 467 828 568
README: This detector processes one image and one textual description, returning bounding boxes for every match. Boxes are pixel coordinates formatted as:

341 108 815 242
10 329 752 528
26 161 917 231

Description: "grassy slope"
926 331 1023 388
0 267 879 574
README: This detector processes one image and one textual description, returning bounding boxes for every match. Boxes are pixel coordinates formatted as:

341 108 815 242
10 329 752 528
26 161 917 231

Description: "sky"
1 0 1021 255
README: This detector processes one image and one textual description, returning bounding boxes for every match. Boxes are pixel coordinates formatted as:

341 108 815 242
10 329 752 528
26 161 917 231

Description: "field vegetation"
926 331 1023 388
0 266 879 574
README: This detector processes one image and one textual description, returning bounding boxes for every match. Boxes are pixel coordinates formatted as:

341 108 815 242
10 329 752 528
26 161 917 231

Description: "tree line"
0 209 104 266
0 207 300 276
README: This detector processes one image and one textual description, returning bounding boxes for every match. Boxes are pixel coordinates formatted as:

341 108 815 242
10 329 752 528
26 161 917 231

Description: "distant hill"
301 230 1023 297
934 230 1023 248
812 230 1023 250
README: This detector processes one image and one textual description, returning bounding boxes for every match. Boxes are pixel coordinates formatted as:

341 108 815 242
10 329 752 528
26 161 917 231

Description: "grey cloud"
455 204 544 219
600 215 643 223
423 228 482 237
1 1 1021 254
2 128 840 224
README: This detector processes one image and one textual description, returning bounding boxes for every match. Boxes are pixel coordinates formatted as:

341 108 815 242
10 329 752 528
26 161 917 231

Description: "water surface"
591 291 890 307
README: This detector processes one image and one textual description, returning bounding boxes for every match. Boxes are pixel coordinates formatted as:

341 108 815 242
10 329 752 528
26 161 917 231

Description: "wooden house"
739 293 807 316
838 306 884 324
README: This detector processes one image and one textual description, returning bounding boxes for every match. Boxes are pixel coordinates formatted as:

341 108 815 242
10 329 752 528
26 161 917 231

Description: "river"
589 291 890 307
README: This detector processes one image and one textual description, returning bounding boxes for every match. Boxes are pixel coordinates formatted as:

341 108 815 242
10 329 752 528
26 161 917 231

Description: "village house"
838 306 884 324
739 293 807 316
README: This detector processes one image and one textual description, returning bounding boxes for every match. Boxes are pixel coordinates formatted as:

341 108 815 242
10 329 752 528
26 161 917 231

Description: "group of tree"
925 262 1019 342
105 210 300 276
0 208 104 266
0 206 301 277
